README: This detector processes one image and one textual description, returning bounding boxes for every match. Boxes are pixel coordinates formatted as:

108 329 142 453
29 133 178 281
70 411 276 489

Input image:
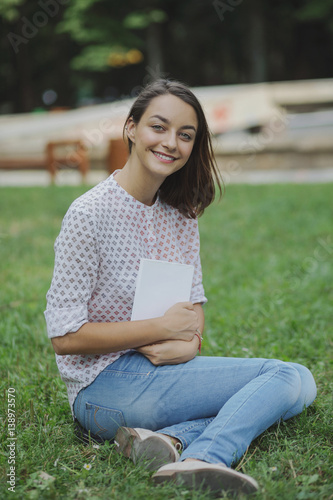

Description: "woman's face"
126 94 198 181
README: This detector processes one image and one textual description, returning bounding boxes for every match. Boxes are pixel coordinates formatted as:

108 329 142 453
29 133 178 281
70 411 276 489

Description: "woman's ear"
126 117 136 144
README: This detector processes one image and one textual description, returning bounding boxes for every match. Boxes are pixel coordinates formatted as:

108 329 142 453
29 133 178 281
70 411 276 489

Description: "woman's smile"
151 150 178 163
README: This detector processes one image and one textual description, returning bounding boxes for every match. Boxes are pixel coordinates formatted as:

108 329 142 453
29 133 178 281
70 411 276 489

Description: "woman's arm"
136 336 200 365
136 303 205 365
51 301 199 355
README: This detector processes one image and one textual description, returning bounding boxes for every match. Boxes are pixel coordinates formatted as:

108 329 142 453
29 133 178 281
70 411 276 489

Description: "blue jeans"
73 352 316 466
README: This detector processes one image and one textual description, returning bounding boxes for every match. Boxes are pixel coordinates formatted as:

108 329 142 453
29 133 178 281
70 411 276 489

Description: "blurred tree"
268 0 333 80
1 0 333 113
246 0 267 82
124 8 168 76
296 0 333 21
0 0 25 22
57 1 167 74
54 1 169 102
1 0 80 112
294 0 333 78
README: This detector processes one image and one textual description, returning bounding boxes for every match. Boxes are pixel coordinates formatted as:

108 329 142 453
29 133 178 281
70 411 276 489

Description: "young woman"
45 79 316 496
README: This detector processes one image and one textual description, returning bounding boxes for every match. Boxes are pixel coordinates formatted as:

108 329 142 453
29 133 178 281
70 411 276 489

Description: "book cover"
131 259 194 321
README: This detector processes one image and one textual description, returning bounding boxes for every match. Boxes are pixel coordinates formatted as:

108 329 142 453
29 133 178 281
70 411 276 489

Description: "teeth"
154 152 175 161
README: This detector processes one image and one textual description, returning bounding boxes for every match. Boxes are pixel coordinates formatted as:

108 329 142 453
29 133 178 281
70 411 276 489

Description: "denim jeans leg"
179 360 316 465
73 352 316 466
156 360 316 458
280 362 317 421
156 417 214 451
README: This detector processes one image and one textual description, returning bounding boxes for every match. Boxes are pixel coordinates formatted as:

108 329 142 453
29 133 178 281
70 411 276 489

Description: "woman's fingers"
162 302 199 340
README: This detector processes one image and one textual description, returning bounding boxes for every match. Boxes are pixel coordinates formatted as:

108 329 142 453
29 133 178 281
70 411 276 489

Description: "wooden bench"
46 140 89 183
0 140 90 184
0 138 127 183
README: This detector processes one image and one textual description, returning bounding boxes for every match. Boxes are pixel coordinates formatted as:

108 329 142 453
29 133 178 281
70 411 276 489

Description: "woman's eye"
152 125 164 131
180 132 192 141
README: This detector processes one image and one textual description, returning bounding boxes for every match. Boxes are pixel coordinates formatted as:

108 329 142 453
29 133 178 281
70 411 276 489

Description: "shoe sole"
152 466 258 496
115 427 178 471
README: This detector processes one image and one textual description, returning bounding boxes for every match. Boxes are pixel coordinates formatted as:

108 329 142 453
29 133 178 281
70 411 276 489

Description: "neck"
115 159 163 206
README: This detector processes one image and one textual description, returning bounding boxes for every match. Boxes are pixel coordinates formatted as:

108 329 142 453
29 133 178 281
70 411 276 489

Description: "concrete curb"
1 168 333 187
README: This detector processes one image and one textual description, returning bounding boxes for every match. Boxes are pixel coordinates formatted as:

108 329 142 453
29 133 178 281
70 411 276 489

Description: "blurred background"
0 0 333 184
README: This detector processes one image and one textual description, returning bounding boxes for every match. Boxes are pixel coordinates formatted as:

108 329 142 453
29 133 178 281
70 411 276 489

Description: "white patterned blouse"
44 171 207 413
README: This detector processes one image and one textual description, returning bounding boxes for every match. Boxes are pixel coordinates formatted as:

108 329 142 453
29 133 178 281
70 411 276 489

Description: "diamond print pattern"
45 171 207 413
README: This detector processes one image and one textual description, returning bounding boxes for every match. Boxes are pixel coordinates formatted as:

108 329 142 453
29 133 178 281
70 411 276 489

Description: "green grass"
0 183 332 499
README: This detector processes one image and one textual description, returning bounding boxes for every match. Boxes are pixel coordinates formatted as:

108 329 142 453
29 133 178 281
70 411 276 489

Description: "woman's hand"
136 336 200 366
161 302 199 342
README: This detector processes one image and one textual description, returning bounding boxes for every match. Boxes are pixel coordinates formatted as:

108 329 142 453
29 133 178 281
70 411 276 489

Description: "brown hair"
123 79 223 218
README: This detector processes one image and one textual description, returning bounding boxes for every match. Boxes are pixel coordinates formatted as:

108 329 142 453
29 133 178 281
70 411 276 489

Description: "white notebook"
131 259 194 321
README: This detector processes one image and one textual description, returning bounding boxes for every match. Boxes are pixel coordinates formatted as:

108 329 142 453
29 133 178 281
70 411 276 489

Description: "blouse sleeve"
44 206 99 338
182 218 208 305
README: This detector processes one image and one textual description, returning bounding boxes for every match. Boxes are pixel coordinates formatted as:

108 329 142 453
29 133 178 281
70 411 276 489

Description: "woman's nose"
162 131 177 151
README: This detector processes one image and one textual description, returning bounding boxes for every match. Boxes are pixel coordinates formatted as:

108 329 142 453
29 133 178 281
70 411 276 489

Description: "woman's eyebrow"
150 114 197 132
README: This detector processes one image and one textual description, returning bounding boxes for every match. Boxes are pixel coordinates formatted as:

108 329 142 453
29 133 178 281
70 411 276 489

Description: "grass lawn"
0 183 332 499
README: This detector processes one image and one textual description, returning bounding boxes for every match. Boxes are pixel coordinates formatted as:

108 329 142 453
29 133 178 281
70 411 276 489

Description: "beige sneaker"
152 460 259 496
114 427 180 471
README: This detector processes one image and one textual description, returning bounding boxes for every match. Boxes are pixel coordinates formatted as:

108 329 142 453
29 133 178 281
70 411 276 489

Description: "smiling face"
126 94 198 182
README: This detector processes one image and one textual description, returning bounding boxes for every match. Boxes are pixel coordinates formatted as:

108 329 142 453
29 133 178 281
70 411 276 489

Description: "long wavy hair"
123 79 223 218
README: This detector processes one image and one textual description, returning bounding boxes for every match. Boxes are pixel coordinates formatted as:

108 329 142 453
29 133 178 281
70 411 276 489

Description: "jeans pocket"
85 402 126 440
